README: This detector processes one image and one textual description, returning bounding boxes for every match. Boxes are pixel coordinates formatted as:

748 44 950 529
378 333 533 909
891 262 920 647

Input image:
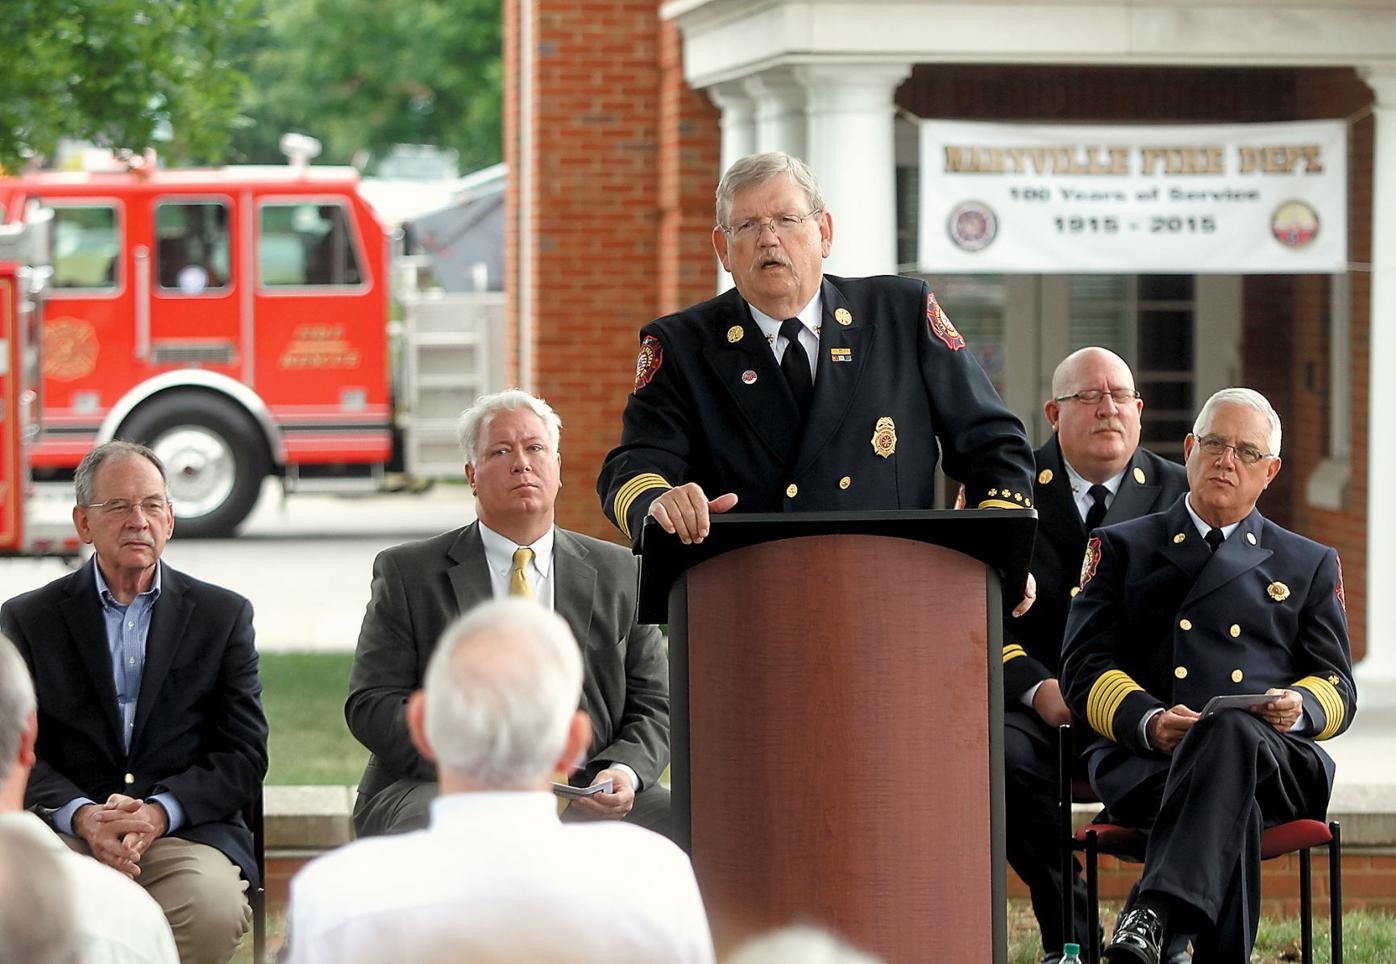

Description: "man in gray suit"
346 390 671 838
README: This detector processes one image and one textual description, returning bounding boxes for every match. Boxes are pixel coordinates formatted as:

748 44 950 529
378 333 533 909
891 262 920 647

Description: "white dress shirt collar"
478 521 556 605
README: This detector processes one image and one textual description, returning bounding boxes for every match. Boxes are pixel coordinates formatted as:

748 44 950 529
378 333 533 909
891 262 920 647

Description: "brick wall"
505 0 720 542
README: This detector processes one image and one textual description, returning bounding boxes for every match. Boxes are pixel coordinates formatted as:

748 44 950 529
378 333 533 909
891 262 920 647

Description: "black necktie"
1205 527 1225 553
779 317 813 415
1083 484 1110 532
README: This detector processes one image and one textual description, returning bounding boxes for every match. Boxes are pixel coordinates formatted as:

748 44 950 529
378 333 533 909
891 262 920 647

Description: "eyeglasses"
83 497 172 517
1194 435 1274 466
1053 389 1143 405
721 209 822 242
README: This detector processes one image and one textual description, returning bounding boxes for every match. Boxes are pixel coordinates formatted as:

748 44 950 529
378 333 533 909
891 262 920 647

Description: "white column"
708 81 757 179
708 82 757 292
745 70 807 157
796 63 911 278
1363 67 1396 700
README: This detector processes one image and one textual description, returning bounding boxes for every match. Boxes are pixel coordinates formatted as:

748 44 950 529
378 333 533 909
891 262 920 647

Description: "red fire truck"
0 162 477 537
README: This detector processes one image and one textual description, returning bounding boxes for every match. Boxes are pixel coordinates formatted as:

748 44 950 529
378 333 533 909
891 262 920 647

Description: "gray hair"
74 440 166 507
0 825 78 964
456 390 562 464
1193 387 1282 457
0 636 35 786
423 598 583 789
725 926 885 964
715 152 825 229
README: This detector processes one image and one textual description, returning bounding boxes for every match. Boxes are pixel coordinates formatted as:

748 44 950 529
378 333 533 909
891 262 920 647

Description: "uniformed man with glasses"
599 151 1034 570
0 440 267 963
1004 347 1187 964
1060 388 1355 964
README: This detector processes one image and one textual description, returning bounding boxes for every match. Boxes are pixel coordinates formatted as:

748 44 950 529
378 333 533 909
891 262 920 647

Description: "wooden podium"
639 510 1036 962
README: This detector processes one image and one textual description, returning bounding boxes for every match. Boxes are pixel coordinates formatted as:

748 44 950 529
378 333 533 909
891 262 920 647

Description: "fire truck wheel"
119 395 270 538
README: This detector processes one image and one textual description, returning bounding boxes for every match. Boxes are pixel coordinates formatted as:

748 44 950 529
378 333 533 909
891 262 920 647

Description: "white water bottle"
1061 943 1083 964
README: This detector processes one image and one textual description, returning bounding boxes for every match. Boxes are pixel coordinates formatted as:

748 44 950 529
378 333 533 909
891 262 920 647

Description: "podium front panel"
673 533 1004 961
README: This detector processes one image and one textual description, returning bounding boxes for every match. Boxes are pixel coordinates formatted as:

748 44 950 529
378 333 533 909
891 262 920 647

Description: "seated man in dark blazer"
1061 388 1355 964
347 389 671 838
1004 347 1187 964
0 441 268 963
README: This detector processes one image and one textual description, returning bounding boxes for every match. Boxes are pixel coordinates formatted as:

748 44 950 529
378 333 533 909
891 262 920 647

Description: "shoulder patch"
1335 553 1346 613
1079 535 1102 589
634 334 664 393
927 292 965 352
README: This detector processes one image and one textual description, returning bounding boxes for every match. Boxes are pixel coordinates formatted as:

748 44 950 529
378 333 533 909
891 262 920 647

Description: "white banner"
918 119 1348 274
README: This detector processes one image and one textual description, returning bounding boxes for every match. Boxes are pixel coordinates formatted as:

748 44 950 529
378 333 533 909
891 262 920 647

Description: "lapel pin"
727 325 744 343
741 370 757 385
1133 467 1146 484
830 347 852 363
835 307 853 326
1038 469 1053 485
1267 582 1290 601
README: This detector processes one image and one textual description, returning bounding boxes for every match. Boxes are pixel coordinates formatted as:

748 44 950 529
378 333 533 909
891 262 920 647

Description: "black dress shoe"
1103 906 1164 964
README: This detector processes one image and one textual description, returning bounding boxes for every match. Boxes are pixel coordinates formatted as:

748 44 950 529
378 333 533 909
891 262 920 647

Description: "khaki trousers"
64 833 250 964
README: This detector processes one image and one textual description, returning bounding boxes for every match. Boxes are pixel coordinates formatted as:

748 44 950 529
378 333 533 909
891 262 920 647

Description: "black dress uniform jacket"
1 560 268 886
1060 497 1354 808
599 274 1034 545
1003 437 1187 702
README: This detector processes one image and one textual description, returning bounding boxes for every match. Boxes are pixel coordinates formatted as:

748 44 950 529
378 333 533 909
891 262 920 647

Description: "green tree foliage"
230 0 502 172
0 0 256 171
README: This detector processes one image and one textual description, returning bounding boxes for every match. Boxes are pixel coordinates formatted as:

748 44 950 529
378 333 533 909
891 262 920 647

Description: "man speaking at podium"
598 151 1034 556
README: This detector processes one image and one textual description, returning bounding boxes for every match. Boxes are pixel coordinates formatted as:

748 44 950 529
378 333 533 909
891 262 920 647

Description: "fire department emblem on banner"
634 335 663 393
1079 535 1102 589
927 293 965 351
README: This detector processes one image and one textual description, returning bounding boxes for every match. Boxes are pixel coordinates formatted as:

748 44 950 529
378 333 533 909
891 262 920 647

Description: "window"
155 201 231 293
51 204 119 289
258 202 364 287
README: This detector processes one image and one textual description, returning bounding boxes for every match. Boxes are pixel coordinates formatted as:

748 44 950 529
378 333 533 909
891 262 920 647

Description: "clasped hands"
73 794 168 878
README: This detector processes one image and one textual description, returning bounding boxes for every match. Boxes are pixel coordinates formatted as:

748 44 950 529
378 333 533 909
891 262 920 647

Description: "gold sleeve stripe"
613 473 672 540
1003 644 1027 664
1086 669 1143 743
978 498 1019 509
1294 675 1345 740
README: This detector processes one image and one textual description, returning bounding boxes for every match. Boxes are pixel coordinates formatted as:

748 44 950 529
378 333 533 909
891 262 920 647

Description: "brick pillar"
506 0 721 541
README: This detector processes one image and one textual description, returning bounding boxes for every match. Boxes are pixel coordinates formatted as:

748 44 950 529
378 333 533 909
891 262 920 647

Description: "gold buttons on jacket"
1175 666 1188 679
786 483 798 498
124 772 135 785
1230 624 1241 638
1133 467 1146 485
838 476 851 490
1179 618 1192 631
1070 587 1081 597
1232 669 1244 683
1246 532 1257 545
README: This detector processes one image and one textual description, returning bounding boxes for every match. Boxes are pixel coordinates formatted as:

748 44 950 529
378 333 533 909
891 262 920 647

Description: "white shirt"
748 292 823 383
0 812 179 964
285 792 715 964
478 520 556 608
1061 457 1125 524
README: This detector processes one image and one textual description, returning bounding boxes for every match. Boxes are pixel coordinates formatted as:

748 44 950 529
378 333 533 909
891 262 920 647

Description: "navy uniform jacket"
1060 497 1355 807
1 561 268 886
598 274 1035 545
1003 437 1187 703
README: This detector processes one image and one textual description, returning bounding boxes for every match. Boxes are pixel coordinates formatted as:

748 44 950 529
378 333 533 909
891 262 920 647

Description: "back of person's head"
0 634 35 784
423 598 583 789
724 925 885 964
0 825 78 964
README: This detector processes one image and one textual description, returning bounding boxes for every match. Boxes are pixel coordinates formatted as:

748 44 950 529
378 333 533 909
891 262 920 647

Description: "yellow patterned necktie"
511 547 535 598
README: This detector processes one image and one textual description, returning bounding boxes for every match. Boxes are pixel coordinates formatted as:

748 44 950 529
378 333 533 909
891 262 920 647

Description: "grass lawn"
261 651 365 786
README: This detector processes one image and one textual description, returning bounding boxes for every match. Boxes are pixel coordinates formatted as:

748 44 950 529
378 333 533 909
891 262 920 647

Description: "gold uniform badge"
727 325 744 343
1267 582 1290 602
871 417 897 458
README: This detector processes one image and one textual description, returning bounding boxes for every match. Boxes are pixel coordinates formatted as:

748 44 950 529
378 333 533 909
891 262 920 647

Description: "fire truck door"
1 265 21 550
141 197 242 377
